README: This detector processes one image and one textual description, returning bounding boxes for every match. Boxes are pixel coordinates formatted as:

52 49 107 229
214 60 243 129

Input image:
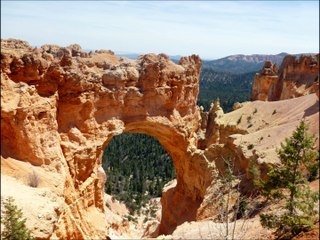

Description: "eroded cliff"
251 54 319 101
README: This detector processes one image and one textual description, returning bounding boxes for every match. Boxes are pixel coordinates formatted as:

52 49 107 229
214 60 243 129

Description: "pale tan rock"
232 102 243 110
142 220 160 238
1 157 65 239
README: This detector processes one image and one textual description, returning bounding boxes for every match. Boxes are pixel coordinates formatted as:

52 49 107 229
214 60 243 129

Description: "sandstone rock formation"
251 61 280 101
1 38 215 238
1 39 319 239
251 54 319 101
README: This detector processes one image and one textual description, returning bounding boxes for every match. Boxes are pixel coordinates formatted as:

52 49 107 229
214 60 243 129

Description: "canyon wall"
251 54 319 101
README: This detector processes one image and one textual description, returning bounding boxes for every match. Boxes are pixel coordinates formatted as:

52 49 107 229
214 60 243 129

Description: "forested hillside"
198 69 255 112
102 133 175 213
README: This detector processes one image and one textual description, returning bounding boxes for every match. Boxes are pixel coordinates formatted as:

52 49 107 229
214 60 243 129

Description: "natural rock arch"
100 116 216 235
1 39 217 238
54 53 214 236
99 120 205 235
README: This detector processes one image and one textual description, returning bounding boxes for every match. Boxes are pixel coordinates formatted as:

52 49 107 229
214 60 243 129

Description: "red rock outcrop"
251 54 319 101
1 38 216 238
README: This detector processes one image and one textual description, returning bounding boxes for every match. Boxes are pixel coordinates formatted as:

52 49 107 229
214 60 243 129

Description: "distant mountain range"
201 52 289 74
84 50 315 73
114 52 309 74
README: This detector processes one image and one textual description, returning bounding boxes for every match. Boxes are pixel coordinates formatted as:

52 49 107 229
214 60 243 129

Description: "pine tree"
1 197 34 240
259 120 319 239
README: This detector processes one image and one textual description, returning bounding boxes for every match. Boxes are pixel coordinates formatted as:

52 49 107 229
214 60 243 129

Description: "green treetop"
1 197 34 240
259 120 319 239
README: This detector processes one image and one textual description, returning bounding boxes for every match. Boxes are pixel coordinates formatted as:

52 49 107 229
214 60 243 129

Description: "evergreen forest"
102 133 175 213
197 69 255 112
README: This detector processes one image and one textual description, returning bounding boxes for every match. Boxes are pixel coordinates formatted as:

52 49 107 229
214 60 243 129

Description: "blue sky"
1 1 319 59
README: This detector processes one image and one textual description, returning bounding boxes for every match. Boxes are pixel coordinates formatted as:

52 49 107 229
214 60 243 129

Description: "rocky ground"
1 157 64 239
105 193 162 239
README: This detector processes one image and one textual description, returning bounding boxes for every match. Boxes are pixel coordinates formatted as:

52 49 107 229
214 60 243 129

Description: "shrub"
247 144 254 150
28 170 40 188
1 197 34 240
214 157 255 240
253 108 258 114
150 206 157 218
236 198 249 219
248 161 262 188
272 109 277 115
237 115 242 125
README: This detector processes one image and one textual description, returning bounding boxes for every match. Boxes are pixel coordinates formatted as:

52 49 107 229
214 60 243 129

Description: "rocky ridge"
1 39 319 239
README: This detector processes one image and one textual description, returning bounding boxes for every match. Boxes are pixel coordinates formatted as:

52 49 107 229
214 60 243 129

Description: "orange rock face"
251 54 319 101
1 38 216 238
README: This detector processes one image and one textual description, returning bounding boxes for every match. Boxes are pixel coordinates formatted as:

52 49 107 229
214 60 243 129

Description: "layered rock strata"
251 54 319 101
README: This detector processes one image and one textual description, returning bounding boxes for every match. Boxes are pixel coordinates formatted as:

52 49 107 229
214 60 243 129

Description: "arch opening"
102 131 176 236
